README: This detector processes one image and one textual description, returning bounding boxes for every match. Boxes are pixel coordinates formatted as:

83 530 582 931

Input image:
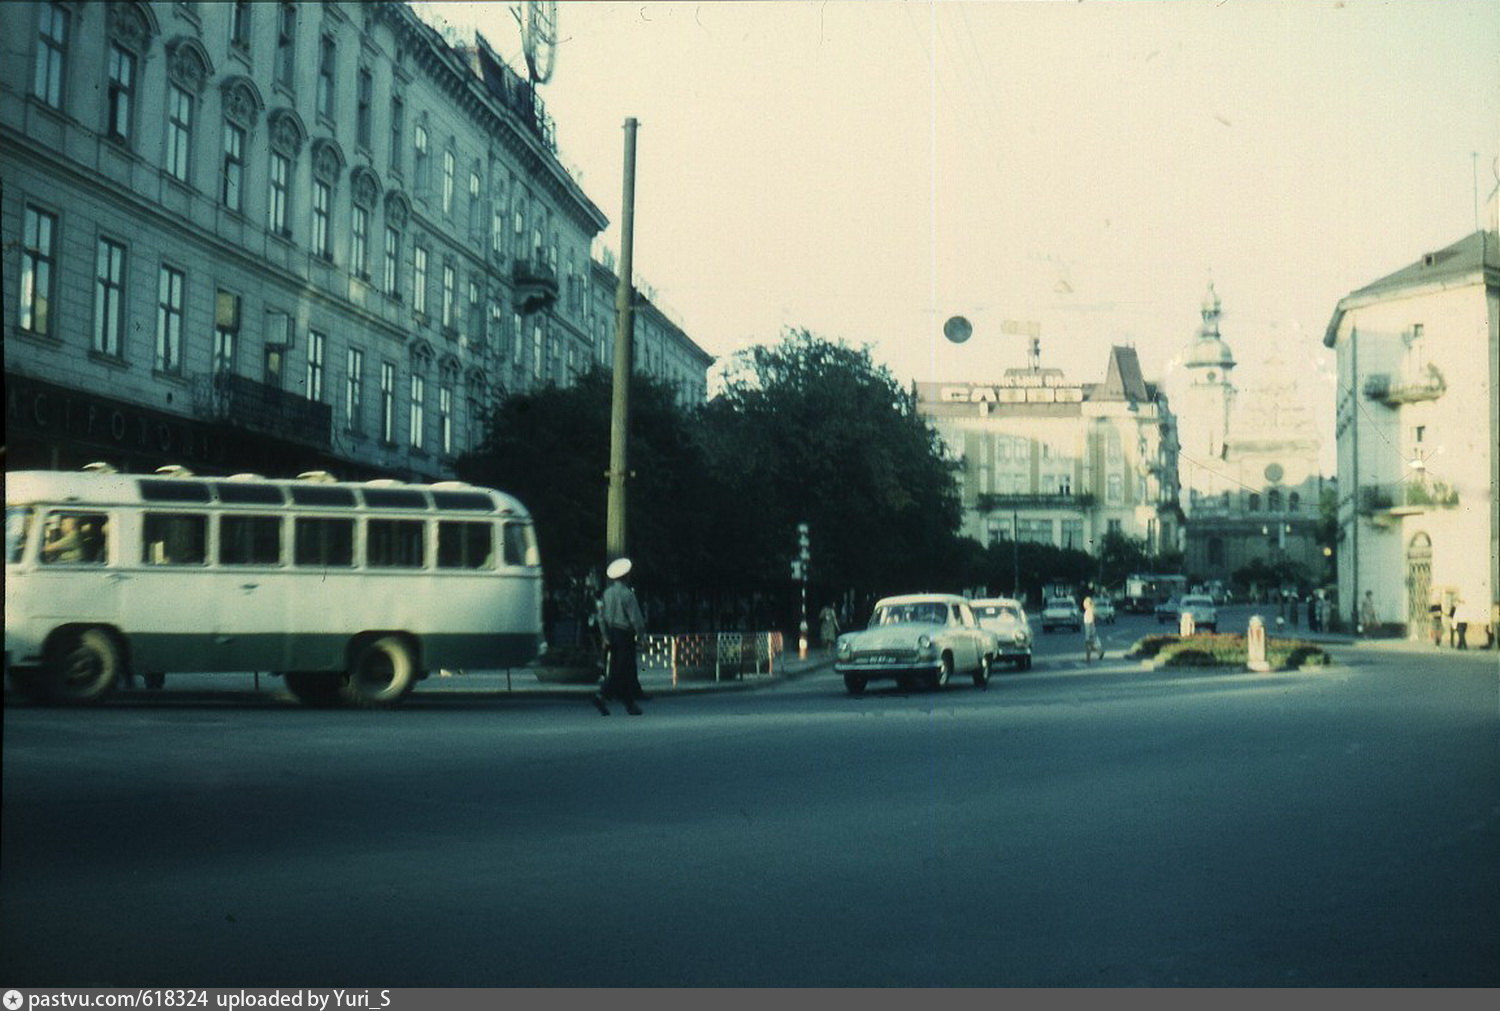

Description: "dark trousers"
602 626 641 702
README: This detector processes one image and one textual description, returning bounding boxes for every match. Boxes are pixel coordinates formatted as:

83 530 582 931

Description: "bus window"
220 515 283 566
437 520 493 569
7 507 35 563
294 516 354 567
367 518 424 568
40 511 109 565
501 522 539 567
142 513 207 565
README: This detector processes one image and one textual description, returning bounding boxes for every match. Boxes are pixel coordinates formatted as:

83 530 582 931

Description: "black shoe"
590 695 610 716
625 703 643 716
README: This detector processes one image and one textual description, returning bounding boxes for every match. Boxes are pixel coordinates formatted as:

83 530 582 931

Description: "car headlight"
916 634 936 659
1014 631 1029 644
836 638 853 660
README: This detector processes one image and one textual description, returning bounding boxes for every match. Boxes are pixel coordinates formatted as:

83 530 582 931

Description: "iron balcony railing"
202 373 333 449
1358 480 1459 514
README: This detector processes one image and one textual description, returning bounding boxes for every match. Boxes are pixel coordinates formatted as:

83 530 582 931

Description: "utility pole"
606 118 638 561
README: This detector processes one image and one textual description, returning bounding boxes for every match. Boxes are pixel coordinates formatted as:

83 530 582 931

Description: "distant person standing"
592 558 647 716
1429 599 1445 648
1359 591 1377 636
1082 594 1102 662
819 602 841 652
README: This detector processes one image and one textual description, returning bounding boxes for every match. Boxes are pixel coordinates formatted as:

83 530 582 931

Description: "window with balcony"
214 289 239 376
345 346 364 432
409 374 425 449
305 330 326 402
379 361 396 443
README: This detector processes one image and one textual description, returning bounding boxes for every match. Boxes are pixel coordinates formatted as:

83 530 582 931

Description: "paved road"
3 630 1496 986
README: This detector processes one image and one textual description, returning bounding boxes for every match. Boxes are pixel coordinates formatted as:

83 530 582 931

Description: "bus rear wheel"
341 635 417 708
47 628 121 704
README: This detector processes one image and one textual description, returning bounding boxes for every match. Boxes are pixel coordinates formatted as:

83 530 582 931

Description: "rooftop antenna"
520 1 557 84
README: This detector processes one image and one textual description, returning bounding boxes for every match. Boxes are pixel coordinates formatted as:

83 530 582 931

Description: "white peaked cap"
606 558 632 580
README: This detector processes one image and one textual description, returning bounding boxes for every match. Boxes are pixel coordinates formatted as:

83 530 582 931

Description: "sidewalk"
414 648 837 699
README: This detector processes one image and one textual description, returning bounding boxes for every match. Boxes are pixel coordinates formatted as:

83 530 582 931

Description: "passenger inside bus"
41 514 106 564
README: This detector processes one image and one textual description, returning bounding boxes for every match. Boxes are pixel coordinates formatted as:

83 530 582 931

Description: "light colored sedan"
971 598 1032 671
835 593 995 694
1178 593 1219 632
1040 597 1082 632
1091 595 1117 624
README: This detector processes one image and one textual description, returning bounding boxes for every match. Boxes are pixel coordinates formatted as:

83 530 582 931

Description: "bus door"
31 508 121 631
127 510 218 672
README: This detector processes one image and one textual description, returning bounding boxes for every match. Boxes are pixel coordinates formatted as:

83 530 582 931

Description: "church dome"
1182 281 1236 371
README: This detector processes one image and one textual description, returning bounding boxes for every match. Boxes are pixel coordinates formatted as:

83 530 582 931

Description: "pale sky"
417 0 1500 447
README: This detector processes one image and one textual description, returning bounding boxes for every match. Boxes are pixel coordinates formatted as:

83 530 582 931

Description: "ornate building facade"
917 344 1182 561
3 1 711 480
1175 286 1329 591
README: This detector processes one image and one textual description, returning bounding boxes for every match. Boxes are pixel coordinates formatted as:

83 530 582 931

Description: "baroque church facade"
1175 285 1330 593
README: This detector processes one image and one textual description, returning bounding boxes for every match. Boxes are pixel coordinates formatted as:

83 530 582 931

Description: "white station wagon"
835 593 996 695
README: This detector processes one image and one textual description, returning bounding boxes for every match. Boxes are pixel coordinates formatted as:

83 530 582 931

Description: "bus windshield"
6 507 33 564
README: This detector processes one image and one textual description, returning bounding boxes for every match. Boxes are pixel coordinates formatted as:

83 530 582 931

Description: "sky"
414 0 1500 455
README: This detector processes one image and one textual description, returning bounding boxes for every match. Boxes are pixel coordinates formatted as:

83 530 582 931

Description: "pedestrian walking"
1447 600 1461 648
1082 594 1102 662
1359 591 1377 636
819 602 841 652
591 557 647 716
1429 599 1445 648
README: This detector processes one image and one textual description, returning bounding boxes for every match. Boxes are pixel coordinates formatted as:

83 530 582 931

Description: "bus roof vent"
431 481 474 489
364 478 403 487
227 473 265 481
296 470 338 483
82 461 118 474
155 464 195 477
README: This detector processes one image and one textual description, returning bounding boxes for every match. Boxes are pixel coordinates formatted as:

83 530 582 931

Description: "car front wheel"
843 674 867 696
973 654 991 690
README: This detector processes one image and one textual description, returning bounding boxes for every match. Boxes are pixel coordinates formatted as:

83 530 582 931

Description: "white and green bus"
4 466 543 707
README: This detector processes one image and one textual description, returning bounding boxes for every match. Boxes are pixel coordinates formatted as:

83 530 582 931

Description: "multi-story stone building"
1174 284 1329 590
916 344 1182 561
1324 228 1499 638
3 1 710 480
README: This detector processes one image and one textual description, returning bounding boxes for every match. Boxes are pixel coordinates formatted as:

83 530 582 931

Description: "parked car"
1177 593 1219 632
1090 594 1117 624
1155 597 1181 624
835 593 995 694
1040 597 1082 633
971 598 1032 671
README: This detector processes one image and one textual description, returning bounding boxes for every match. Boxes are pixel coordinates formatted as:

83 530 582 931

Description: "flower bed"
1124 633 1330 671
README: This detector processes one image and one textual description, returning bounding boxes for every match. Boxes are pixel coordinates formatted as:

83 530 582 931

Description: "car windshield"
873 602 948 626
976 604 1021 623
1046 599 1073 609
1183 596 1213 606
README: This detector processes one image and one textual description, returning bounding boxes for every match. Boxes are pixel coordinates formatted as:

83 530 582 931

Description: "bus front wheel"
341 635 417 708
48 628 121 704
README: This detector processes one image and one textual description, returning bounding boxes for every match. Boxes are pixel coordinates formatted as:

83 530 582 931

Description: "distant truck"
1123 573 1186 614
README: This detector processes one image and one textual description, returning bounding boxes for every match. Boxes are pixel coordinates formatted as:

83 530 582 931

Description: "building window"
468 170 482 236
441 262 455 331
275 3 296 88
1060 519 1084 550
214 289 239 375
1106 473 1122 503
413 122 429 192
165 85 194 182
1268 489 1282 512
312 179 332 259
33 2 68 109
1288 492 1301 513
305 330 326 401
106 44 136 143
229 0 251 50
93 238 127 357
512 312 524 366
409 374 425 449
442 148 455 216
351 203 370 279
20 206 57 337
221 121 246 212
379 361 396 443
345 347 364 431
356 67 372 149
413 246 428 315
1248 492 1261 512
532 322 544 379
155 265 185 374
467 281 482 345
383 225 401 296
1107 518 1122 536
439 383 453 455
316 35 335 120
389 95 404 176
268 151 291 235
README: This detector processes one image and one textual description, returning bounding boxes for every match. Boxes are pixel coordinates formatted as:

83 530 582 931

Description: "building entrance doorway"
1405 532 1433 639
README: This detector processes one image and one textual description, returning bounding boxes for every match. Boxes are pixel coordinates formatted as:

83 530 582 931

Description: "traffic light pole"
606 118 638 562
